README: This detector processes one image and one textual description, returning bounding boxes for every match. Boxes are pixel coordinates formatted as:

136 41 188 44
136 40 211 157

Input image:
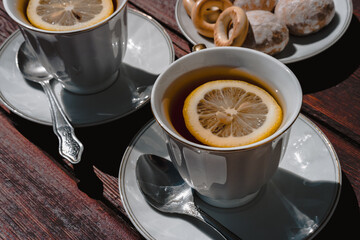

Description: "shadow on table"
314 172 360 239
287 15 360 95
74 103 153 199
6 96 153 200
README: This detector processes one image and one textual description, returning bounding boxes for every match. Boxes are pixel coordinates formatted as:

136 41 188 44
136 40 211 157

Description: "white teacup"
4 0 128 94
151 47 302 208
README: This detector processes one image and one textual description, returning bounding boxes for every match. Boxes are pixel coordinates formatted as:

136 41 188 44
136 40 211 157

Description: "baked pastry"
214 6 249 46
191 0 233 38
275 0 335 36
242 10 289 55
233 0 277 11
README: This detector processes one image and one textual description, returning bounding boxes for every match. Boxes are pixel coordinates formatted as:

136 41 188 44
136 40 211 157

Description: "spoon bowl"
16 42 83 164
17 45 52 82
136 154 241 240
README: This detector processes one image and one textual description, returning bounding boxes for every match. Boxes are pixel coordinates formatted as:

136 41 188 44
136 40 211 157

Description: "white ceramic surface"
119 114 341 240
0 9 174 126
175 0 353 64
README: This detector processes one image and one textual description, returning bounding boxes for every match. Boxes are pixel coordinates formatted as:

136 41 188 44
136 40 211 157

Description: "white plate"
119 114 341 240
175 0 353 63
0 9 174 127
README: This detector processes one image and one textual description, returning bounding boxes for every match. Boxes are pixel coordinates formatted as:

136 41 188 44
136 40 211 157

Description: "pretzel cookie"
191 0 233 38
214 6 249 46
275 0 335 36
183 0 196 16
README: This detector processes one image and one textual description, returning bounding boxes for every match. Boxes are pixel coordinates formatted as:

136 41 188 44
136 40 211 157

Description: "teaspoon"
16 42 83 164
136 154 241 240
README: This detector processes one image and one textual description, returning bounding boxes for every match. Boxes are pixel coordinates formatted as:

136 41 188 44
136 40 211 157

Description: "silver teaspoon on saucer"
136 154 241 240
16 42 83 164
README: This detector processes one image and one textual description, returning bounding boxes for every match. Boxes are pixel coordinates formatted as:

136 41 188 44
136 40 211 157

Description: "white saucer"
0 9 174 127
175 0 352 64
119 114 341 240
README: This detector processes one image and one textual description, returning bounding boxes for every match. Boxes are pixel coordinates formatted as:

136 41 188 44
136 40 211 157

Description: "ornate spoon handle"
41 80 83 164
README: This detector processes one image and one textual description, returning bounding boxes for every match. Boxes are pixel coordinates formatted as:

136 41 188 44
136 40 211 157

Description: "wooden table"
0 0 359 239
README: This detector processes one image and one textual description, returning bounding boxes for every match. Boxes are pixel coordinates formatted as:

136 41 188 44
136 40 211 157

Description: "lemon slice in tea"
183 80 283 147
27 0 114 31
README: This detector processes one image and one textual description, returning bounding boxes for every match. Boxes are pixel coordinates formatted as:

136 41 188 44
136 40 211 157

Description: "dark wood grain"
0 5 18 42
0 0 359 239
0 109 142 239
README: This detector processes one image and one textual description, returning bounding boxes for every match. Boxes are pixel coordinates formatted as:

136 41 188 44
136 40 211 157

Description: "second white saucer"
0 9 174 127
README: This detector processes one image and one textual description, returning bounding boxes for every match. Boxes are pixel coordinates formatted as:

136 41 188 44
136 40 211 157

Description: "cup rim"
151 47 303 152
3 0 128 34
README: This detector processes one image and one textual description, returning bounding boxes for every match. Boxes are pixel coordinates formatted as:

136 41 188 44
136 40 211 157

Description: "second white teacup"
4 0 128 94
151 47 302 208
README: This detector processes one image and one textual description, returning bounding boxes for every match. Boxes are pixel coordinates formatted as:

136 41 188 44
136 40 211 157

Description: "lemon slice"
183 80 282 147
27 0 114 31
